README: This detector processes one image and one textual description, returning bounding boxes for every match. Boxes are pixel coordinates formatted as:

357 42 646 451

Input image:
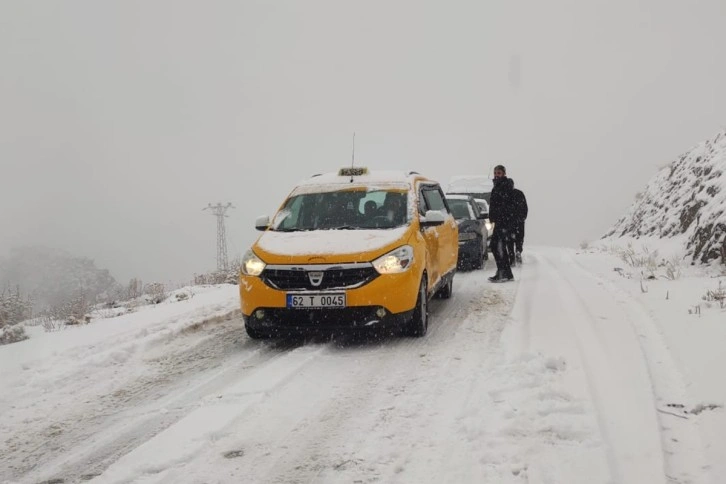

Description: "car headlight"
458 232 477 241
241 249 266 276
372 245 414 274
485 220 493 232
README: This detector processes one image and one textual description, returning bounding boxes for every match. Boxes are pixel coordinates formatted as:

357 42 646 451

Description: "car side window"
420 185 448 214
275 195 303 229
468 198 481 219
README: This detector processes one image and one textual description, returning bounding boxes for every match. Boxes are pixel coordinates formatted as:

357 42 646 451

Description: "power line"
203 202 234 271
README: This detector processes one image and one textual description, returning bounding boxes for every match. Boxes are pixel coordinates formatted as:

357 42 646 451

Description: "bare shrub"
144 282 168 305
127 278 143 300
613 243 668 280
660 255 683 280
0 325 28 345
45 290 92 325
66 314 91 326
617 243 659 272
94 308 122 319
1 286 34 344
702 280 726 309
39 315 64 332
0 286 33 328
194 259 241 286
194 271 227 285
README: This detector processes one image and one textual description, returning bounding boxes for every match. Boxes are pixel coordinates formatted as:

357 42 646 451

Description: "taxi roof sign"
338 167 368 177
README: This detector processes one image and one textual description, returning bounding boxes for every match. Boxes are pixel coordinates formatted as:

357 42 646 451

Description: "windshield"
447 199 474 220
271 189 409 231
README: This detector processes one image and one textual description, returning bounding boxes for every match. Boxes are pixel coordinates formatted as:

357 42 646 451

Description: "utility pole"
203 202 234 271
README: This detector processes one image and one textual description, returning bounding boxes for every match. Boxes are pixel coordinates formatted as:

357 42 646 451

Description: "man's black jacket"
512 188 528 223
488 177 517 231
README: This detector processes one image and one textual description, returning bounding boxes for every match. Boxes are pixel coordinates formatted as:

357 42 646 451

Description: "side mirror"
255 215 270 231
420 209 445 227
478 212 488 220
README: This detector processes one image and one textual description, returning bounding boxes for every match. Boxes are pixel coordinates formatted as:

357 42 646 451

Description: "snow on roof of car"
291 169 430 195
447 175 493 192
444 194 472 200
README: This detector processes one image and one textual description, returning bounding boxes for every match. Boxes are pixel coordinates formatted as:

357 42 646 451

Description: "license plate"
286 293 346 308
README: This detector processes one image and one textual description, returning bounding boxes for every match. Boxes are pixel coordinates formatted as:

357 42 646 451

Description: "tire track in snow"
536 250 659 484
537 248 708 484
149 273 505 484
230 310 477 483
506 252 543 354
93 272 488 483
311 273 514 484
567 251 711 484
371 270 515 484
476 252 607 484
16 320 311 484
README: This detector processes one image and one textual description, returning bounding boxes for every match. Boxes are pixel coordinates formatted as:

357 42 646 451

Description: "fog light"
375 307 386 318
255 309 265 319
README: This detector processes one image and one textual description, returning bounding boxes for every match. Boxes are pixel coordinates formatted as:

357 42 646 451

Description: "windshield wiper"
330 225 361 230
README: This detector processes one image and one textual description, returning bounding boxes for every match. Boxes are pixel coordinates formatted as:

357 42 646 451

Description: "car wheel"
405 278 428 337
473 238 485 269
436 273 453 299
244 320 270 340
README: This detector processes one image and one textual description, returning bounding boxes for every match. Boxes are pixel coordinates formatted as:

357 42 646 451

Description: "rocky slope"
604 129 726 264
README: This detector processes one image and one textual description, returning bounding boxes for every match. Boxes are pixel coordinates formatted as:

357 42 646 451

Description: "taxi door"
418 183 456 291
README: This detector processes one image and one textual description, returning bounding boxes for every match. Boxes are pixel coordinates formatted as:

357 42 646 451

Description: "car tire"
404 278 428 337
245 320 270 340
473 237 485 269
436 273 453 299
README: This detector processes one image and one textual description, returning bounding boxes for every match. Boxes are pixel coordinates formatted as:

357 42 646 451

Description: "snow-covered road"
509 248 708 484
1 247 721 484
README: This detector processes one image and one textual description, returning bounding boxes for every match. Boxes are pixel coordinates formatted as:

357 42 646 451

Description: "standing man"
488 165 516 282
511 184 528 264
506 181 528 266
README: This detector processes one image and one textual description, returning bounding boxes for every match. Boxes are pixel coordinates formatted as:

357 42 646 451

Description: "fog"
2 0 725 285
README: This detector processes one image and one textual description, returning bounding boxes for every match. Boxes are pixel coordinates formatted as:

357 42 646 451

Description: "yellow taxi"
239 167 458 338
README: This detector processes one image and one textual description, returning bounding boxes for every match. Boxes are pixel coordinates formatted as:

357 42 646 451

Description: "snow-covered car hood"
253 226 411 264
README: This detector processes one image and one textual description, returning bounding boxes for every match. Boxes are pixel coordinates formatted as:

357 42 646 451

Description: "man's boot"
500 270 515 282
488 271 502 282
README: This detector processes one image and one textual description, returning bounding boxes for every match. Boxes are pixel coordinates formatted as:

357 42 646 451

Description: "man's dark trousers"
506 222 525 264
491 228 514 277
515 221 525 253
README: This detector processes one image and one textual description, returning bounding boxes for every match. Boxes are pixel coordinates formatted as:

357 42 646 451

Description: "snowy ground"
1 246 724 484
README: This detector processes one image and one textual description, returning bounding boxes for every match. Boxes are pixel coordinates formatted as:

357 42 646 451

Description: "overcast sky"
2 0 725 285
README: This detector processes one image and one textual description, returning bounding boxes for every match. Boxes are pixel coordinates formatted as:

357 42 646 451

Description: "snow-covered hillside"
604 129 726 264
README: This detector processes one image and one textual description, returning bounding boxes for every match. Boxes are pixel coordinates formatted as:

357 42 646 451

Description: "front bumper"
243 306 414 335
240 264 421 330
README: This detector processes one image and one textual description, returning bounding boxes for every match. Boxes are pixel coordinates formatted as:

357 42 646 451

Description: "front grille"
258 307 381 327
261 266 379 290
